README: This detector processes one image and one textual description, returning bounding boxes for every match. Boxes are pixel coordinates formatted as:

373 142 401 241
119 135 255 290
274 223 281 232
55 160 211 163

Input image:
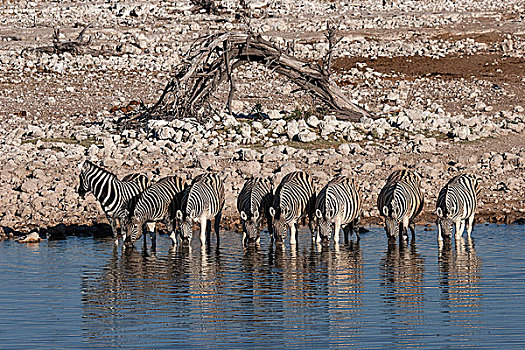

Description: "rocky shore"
1 0 524 240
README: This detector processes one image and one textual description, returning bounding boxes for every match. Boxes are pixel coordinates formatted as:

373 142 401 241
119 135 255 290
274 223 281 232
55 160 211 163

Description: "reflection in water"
438 237 482 331
379 241 425 346
81 238 365 348
2 225 523 349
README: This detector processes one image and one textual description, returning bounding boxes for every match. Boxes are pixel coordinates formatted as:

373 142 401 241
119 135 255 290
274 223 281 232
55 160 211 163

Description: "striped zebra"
315 175 362 244
377 169 424 241
237 177 273 245
125 176 187 248
175 173 225 246
269 171 316 245
77 160 150 242
436 174 481 240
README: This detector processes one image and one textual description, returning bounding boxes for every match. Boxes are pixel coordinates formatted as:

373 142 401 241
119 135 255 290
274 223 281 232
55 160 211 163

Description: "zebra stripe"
78 160 150 240
269 171 316 245
126 176 186 247
436 174 480 240
315 175 362 243
176 173 225 245
377 169 424 240
237 177 273 243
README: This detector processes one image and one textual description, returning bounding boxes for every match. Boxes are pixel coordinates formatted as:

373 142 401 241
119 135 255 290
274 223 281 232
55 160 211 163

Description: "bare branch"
132 32 371 124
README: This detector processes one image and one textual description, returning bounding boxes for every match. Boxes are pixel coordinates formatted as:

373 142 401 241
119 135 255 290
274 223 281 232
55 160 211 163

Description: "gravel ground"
0 0 524 240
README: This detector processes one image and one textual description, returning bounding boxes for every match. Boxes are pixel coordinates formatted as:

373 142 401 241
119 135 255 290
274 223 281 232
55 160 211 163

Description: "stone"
267 110 282 120
26 125 44 138
158 126 175 140
384 154 398 166
103 158 123 168
196 156 215 170
360 162 376 172
88 144 100 157
16 231 41 243
306 115 320 128
297 130 317 143
239 161 262 176
337 143 351 156
223 115 239 128
455 126 470 140
286 120 299 140
490 154 504 168
277 162 296 174
21 179 39 193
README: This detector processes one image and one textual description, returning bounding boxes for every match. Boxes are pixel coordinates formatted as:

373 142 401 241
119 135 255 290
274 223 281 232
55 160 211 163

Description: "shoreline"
1 209 523 242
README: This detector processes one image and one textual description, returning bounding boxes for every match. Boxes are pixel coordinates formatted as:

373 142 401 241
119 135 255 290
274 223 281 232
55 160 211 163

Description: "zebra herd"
77 160 481 249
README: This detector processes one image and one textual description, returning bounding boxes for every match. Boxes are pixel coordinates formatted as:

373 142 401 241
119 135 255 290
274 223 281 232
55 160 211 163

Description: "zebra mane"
82 160 118 180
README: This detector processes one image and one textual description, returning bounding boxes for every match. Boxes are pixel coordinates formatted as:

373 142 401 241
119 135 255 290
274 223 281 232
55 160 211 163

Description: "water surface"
0 224 524 349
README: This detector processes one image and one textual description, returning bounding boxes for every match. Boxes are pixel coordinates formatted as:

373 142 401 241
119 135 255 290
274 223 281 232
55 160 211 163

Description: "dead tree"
21 24 113 57
139 32 370 123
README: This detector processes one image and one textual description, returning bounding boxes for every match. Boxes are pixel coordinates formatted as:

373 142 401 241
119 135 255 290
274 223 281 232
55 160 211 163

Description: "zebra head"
125 217 143 247
316 208 334 243
176 210 194 244
240 209 262 243
436 207 453 238
269 206 287 244
382 205 400 239
77 161 91 198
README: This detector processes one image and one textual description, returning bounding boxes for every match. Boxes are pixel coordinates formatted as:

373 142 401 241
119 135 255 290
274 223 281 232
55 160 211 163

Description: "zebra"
269 171 316 245
77 160 150 243
315 175 362 244
124 176 187 249
175 173 225 246
237 177 273 245
377 169 424 241
436 174 481 241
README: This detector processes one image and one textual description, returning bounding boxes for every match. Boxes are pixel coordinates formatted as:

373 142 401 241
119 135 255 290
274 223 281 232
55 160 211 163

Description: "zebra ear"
240 211 248 221
176 210 183 221
436 207 443 218
269 207 276 217
382 206 389 216
315 209 322 219
253 210 259 219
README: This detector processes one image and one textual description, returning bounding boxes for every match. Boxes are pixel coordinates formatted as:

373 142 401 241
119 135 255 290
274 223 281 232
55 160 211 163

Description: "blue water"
0 224 524 349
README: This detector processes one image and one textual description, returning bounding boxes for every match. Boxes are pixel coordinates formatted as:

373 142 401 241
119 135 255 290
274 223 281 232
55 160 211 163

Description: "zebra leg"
334 220 341 244
454 220 462 240
466 215 475 238
343 225 352 244
457 220 465 239
409 221 416 240
146 222 156 250
308 215 315 237
206 220 212 243
214 210 222 245
107 215 119 244
199 217 207 246
266 211 274 237
353 217 361 240
290 222 297 245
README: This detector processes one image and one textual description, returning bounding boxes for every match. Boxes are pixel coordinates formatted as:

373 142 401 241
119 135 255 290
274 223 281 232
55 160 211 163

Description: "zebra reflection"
380 241 425 333
438 236 481 330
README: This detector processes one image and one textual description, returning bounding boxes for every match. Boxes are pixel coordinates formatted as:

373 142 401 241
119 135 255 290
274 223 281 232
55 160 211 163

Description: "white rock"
306 115 320 128
286 120 299 140
337 143 351 156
